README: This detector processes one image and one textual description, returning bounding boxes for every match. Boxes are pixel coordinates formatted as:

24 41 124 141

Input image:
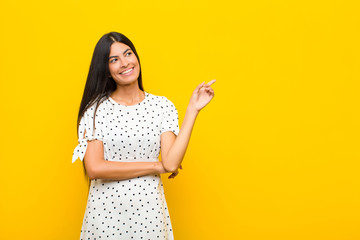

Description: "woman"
72 32 215 239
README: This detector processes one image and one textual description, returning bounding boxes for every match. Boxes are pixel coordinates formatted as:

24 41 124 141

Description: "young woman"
72 32 215 239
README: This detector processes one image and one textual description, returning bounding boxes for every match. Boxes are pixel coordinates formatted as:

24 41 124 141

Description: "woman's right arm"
84 139 166 180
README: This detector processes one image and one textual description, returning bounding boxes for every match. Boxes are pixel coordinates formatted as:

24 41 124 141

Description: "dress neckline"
108 91 148 107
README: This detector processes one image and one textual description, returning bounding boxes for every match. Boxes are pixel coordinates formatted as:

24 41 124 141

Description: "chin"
115 78 138 86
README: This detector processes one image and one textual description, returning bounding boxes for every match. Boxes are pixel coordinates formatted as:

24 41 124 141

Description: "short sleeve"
160 96 180 136
72 104 103 163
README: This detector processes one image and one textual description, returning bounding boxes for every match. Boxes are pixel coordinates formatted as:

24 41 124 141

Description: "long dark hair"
77 32 144 136
76 32 144 180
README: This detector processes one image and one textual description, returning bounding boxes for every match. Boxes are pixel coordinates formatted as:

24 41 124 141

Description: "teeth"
121 68 133 74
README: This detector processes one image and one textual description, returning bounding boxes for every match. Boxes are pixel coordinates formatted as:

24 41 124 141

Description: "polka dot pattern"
72 92 179 239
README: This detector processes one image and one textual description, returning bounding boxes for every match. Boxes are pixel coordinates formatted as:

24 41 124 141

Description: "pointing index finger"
206 79 216 86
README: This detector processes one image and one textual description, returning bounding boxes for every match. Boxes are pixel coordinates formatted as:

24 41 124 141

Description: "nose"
120 57 129 68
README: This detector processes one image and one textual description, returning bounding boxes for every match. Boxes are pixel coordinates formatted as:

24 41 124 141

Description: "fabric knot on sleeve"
71 104 103 163
72 138 88 163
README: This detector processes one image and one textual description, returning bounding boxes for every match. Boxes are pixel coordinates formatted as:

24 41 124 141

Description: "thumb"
194 81 205 92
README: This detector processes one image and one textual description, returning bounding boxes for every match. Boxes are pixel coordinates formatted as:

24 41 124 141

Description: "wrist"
155 162 165 174
186 105 200 116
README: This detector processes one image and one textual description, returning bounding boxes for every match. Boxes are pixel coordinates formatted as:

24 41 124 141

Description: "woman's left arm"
161 80 216 174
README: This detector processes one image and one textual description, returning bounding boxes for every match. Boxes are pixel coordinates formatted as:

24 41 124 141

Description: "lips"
120 67 134 75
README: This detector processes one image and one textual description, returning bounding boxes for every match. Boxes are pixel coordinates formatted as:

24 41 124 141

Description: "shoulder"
145 92 163 103
146 92 176 108
83 98 109 117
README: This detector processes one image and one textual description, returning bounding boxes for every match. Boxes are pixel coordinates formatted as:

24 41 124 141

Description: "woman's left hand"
188 80 216 112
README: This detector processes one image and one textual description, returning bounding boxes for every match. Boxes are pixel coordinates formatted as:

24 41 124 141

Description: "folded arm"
84 139 166 180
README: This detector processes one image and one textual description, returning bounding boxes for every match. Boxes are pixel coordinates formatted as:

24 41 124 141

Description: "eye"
110 58 118 63
125 51 132 56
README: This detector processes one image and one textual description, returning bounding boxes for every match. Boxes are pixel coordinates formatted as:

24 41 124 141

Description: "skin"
83 41 215 180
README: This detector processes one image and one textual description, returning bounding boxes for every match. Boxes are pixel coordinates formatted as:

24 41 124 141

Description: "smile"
120 68 134 75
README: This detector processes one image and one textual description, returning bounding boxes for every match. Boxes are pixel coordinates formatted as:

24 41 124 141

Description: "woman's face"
108 42 140 86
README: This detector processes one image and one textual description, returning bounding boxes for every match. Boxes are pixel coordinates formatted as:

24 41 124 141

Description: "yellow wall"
1 0 359 239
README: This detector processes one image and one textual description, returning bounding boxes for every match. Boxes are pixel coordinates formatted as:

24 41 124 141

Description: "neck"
110 83 144 105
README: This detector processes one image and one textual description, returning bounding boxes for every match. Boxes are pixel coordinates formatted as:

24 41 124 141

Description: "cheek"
132 56 139 65
109 65 117 74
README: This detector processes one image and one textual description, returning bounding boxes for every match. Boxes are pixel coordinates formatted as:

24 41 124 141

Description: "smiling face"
108 42 140 86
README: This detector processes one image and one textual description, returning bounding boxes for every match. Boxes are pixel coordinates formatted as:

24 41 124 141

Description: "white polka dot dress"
72 91 179 240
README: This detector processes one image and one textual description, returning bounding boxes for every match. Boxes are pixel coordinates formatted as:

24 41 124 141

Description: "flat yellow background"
1 0 359 239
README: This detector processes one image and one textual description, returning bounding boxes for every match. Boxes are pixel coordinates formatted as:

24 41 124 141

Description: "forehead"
109 42 131 54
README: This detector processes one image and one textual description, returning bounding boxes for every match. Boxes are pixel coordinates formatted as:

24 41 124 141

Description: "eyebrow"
109 48 131 59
